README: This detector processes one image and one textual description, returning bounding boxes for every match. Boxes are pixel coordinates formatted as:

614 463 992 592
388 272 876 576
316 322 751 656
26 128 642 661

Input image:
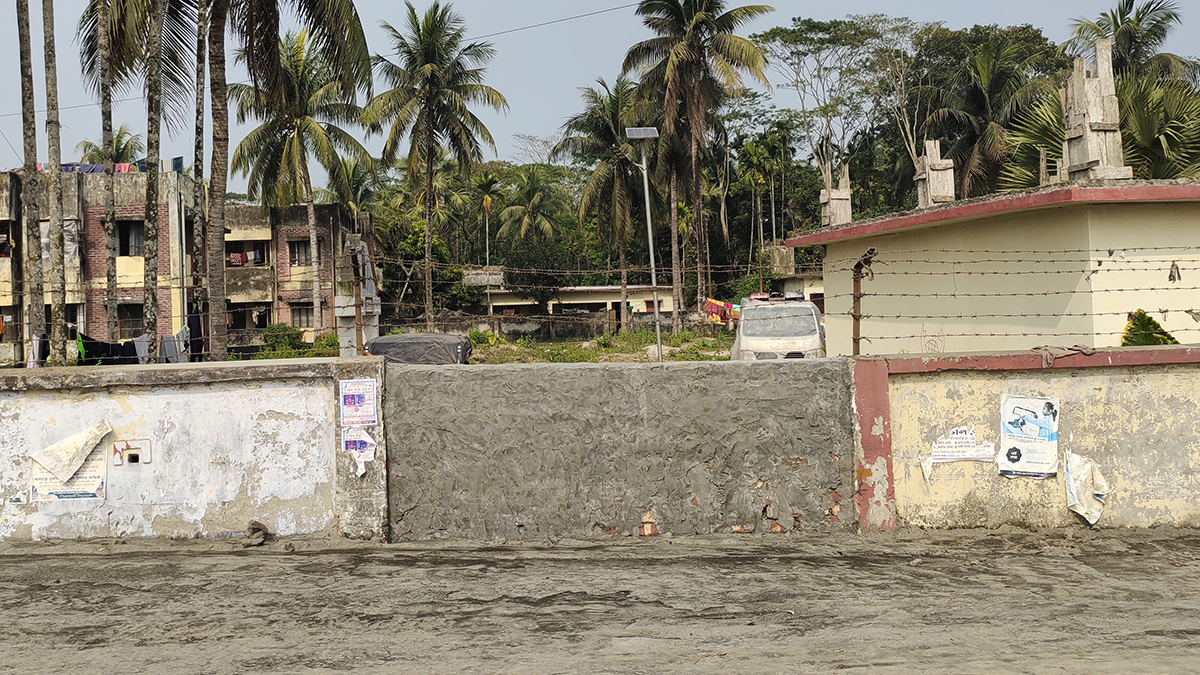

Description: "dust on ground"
1 527 1198 674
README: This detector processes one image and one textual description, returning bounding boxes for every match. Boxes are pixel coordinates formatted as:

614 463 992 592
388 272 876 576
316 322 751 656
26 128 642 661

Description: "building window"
291 305 314 329
289 240 312 266
44 304 80 340
117 304 143 340
118 220 144 257
225 240 269 267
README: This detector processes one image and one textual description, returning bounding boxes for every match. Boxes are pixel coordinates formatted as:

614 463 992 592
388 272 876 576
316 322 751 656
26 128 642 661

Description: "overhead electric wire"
0 2 643 121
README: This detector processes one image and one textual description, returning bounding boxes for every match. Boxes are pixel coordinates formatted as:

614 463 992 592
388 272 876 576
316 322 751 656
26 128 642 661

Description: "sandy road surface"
1 529 1199 674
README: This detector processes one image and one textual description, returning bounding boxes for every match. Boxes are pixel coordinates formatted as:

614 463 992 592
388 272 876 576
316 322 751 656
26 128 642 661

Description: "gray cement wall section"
385 360 855 540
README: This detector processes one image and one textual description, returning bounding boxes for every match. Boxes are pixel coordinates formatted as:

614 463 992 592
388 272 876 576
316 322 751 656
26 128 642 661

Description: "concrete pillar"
1061 38 1132 182
820 164 852 227
915 140 955 208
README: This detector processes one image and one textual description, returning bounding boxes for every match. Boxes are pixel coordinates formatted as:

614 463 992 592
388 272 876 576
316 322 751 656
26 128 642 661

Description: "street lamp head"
626 127 659 140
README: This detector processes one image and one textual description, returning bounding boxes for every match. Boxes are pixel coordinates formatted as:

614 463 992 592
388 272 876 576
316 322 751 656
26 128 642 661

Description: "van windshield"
741 304 819 338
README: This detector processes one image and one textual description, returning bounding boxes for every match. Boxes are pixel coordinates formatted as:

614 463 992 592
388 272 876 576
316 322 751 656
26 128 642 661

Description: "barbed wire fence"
7 244 1200 363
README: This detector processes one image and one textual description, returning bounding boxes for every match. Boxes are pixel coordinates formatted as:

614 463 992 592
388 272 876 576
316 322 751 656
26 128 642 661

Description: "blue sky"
0 0 1196 190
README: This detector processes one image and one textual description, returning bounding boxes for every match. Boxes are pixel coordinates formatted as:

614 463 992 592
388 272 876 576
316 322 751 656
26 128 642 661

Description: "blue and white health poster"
998 395 1060 479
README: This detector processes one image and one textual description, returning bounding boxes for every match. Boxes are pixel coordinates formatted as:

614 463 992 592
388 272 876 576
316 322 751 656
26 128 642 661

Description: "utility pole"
627 127 663 363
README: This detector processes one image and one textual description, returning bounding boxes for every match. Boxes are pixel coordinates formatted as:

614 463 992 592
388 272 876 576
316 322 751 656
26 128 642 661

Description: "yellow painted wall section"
889 364 1200 528
823 206 1094 356
1086 202 1200 347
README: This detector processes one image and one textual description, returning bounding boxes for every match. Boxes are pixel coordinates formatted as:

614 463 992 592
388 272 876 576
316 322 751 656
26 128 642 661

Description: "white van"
731 298 825 361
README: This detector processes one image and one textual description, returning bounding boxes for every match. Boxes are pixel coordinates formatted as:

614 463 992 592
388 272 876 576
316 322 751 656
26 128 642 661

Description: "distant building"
485 284 675 316
0 170 378 364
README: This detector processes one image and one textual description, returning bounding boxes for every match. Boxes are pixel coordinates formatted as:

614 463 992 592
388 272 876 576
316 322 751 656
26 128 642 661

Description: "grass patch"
470 326 734 364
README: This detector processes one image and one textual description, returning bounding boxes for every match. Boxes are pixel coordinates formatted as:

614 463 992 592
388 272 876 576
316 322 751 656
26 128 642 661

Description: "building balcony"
226 265 275 304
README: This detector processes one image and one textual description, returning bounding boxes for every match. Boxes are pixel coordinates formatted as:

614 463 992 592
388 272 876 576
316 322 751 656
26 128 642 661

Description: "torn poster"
31 445 107 501
998 395 1060 479
920 426 996 487
339 379 378 427
1064 450 1109 525
30 421 113 483
343 427 377 477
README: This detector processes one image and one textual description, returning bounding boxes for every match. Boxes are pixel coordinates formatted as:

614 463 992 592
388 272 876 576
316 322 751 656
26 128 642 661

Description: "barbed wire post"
851 247 877 357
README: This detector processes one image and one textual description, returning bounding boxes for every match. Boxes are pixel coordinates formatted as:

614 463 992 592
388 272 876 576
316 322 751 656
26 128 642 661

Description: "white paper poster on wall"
343 428 377 477
31 447 107 501
998 395 1060 479
339 379 378 427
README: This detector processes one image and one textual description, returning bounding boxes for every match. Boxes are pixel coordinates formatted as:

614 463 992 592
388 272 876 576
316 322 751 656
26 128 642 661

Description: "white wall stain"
0 378 339 541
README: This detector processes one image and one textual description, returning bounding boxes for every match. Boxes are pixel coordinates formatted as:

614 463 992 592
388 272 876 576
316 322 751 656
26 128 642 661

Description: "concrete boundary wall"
385 360 855 540
0 358 387 541
852 346 1200 529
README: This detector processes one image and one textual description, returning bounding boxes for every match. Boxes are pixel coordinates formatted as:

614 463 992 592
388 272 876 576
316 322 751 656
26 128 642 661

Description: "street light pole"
628 127 664 363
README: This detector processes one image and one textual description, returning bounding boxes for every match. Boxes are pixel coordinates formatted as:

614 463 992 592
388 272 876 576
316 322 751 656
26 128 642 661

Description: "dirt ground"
1 528 1199 674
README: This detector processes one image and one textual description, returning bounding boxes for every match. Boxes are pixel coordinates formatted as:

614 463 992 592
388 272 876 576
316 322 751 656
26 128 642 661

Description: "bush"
252 324 341 360
313 332 341 357
1122 309 1179 346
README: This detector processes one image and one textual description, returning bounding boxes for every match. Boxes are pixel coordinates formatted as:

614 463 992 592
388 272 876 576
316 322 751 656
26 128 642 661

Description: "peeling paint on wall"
890 364 1200 528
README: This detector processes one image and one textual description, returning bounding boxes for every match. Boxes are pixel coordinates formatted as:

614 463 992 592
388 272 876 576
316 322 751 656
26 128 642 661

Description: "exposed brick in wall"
80 204 175 338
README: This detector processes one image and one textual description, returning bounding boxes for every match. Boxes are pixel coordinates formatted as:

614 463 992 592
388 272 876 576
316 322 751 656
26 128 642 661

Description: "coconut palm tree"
472 172 502 266
553 77 642 329
203 0 370 357
16 0 44 351
231 29 373 333
1066 0 1198 80
77 126 146 164
364 1 507 330
497 165 569 240
78 0 197 351
44 0 68 364
925 39 1051 197
1002 76 1200 187
623 0 772 305
319 155 382 213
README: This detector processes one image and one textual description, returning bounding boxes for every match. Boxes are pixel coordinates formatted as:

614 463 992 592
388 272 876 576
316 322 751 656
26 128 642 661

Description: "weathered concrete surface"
386 360 854 540
1 529 1198 673
890 363 1200 528
0 358 387 541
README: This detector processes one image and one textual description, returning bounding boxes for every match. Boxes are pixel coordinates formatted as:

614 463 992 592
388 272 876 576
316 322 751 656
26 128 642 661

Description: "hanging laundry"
160 335 180 363
187 314 204 362
132 334 150 364
115 163 131 174
227 252 249 266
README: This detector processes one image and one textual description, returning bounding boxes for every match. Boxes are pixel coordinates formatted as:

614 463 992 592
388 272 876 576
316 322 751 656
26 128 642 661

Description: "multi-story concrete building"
0 170 378 364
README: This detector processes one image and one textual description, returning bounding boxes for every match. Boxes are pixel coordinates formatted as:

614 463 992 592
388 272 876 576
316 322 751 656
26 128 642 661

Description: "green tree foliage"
1066 0 1198 80
230 29 372 207
1004 77 1200 187
1122 309 1179 345
365 1 507 327
497 165 570 239
75 124 145 164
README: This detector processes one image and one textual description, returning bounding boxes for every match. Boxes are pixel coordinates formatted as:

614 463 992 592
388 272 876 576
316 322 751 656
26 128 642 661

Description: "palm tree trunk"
306 180 321 336
17 0 44 355
207 0 229 360
424 124 435 331
143 0 163 361
99 0 117 342
668 167 681 333
191 0 207 318
690 77 706 307
769 171 776 244
42 0 66 365
757 187 764 257
618 236 628 331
